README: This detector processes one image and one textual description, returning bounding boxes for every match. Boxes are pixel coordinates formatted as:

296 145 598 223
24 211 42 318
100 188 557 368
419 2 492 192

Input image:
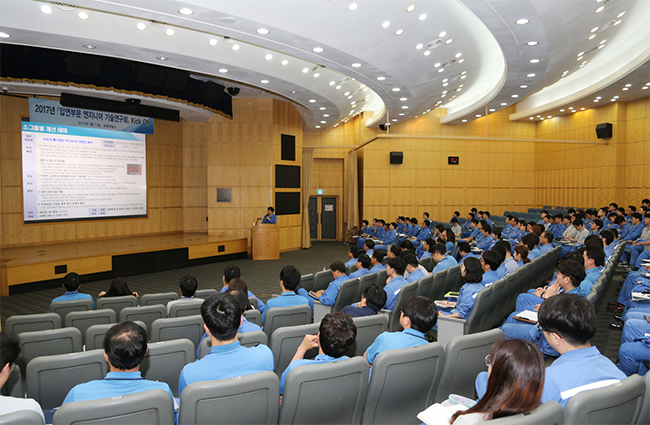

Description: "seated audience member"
610 263 650 315
431 243 459 273
220 265 265 312
313 261 349 306
578 245 604 295
51 272 95 309
480 250 501 287
404 253 428 283
491 244 510 279
617 313 650 376
227 288 262 333
456 241 479 264
364 295 436 365
345 247 361 267
450 217 462 239
265 265 310 323
599 230 617 263
629 214 650 268
98 276 138 299
443 229 456 254
63 322 174 405
399 239 415 252
416 238 434 260
552 214 566 239
437 257 484 320
0 332 45 421
167 275 202 315
478 294 625 408
521 233 540 260
364 239 376 257
432 340 544 424
475 224 494 252
423 212 432 226
370 250 386 272
410 220 431 247
388 244 403 259
375 222 398 251
566 218 589 244
513 245 531 266
280 312 356 395
383 257 409 311
341 284 387 318
460 219 480 244
539 231 554 255
349 254 371 279
461 213 475 238
179 293 274 394
590 219 603 236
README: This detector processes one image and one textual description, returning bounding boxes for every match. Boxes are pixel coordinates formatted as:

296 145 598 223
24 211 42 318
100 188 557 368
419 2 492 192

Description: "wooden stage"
0 233 248 296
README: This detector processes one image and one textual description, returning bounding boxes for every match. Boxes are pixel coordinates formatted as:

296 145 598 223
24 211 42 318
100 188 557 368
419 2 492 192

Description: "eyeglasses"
484 354 491 367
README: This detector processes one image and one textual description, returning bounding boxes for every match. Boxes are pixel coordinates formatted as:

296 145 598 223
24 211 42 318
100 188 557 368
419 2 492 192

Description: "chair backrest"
445 265 463 292
139 338 195 397
429 269 449 301
49 299 94 323
0 364 23 398
465 285 494 334
313 270 334 292
346 314 389 357
17 328 82 376
0 410 44 425
178 371 279 425
417 274 434 298
64 309 116 344
362 343 445 425
332 278 360 312
263 304 313 339
244 309 262 326
356 273 378 302
376 270 388 287
482 401 564 424
84 321 146 351
52 388 174 425
278 357 369 425
388 281 419 332
140 292 179 307
347 264 357 275
6 313 61 334
638 371 650 425
150 315 205 350
95 295 137 316
269 323 320 377
194 289 217 299
198 330 269 359
249 297 259 310
299 273 315 293
26 349 108 410
119 304 167 332
434 329 504 403
420 257 434 273
169 299 203 318
564 374 645 425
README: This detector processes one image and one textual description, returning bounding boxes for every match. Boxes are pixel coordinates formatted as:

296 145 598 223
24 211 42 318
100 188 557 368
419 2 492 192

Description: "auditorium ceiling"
1 0 649 130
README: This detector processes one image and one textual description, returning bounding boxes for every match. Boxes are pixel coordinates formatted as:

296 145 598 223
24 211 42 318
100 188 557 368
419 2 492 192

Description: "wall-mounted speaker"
390 151 403 164
596 122 613 139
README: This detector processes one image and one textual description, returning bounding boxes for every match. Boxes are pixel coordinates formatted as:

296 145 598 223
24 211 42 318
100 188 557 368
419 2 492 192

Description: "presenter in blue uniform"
261 206 277 224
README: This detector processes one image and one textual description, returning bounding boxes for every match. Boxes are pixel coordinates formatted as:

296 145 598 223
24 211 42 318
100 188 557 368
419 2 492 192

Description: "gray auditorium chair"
249 296 260 310
262 304 312 339
17 328 83 380
84 321 146 351
151 315 205 350
482 401 564 424
429 269 449 301
356 272 378 302
313 278 359 322
313 270 334 292
278 357 369 425
199 330 268 359
141 292 179 307
564 374 645 425
0 410 44 425
299 273 315 293
26 349 108 410
362 343 445 425
638 370 650 425
64 309 116 345
420 256 434 273
376 269 388 287
52 388 174 425
269 323 320 377
119 304 167 332
346 314 389 357
417 274 434 298
178 371 280 425
169 299 203 318
347 264 357 275
95 295 137 316
446 264 463 292
386 280 419 332
49 299 94 323
139 338 194 397
6 313 61 334
194 288 217 299
244 308 262 326
0 364 23 398
433 329 504 403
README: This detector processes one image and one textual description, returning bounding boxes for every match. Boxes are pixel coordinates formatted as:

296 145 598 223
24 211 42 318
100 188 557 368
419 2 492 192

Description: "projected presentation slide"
22 122 147 223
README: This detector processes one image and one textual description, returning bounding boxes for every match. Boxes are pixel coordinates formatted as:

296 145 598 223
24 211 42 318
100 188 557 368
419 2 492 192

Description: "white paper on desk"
417 403 468 425
514 310 538 322
631 292 650 301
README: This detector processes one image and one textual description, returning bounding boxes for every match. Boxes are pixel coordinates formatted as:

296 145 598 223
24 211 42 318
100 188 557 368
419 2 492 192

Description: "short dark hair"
457 241 471 254
451 217 459 224
592 219 603 230
0 331 20 370
103 321 148 371
267 206 275 213
431 243 447 256
541 231 554 243
372 250 386 263
280 265 302 291
364 284 387 312
319 312 357 358
556 260 585 289
421 220 430 228
402 253 418 268
386 257 406 275
494 239 511 252
362 220 369 226
357 254 371 269
201 293 241 341
482 250 502 271
400 240 414 250
538 294 596 346
521 233 539 251
411 218 418 224
613 216 625 225
349 246 361 258
401 295 438 333
585 245 605 267
330 260 347 274
226 288 249 313
223 265 241 283
631 212 642 221
389 245 402 257
365 239 375 250
423 212 430 218
491 245 507 264
628 205 637 212
179 275 198 297
600 230 614 245
63 272 81 292
462 257 484 284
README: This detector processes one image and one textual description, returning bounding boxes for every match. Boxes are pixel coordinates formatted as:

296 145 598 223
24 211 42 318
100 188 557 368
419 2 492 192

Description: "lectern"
251 224 280 260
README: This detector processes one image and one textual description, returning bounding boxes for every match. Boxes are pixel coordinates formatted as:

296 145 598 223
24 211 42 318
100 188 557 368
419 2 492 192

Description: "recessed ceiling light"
257 28 270 35
599 39 607 45
642 86 649 90
560 109 565 112
462 119 468 122
455 53 462 58
399 113 405 116
439 31 447 38
589 34 596 40
218 68 228 73
581 108 585 110
349 3 358 11
547 116 552 118
458 58 465 64
590 27 599 33
456 88 462 92
165 28 176 36
137 22 147 30
511 94 519 98
610 98 617 101
83 44 96 49
307 99 316 103
569 106 574 109
402 106 408 109
520 85 528 89
419 14 427 21
443 83 449 87
321 121 326 123
377 76 386 81
157 56 168 61
613 95 619 98
41 5 53 13
77 11 89 20
323 114 329 117
392 88 401 92
622 87 629 91
501 103 507 106
438 68 444 73
382 21 390 28
352 63 362 68
302 68 309 73
315 126 321 128
617 11 626 18
594 99 599 102
476 114 482 117
489 108 496 112
434 63 441 68
424 51 431 56
209 38 218 46
461 75 467 79
395 29 404 35
625 83 632 87
178 8 194 15
526 41 538 46
515 18 529 25
445 38 453 44
614 20 622 25
392 119 398 122
416 43 423 50
312 47 324 53
527 73 536 77
407 5 416 12
320 107 326 110
529 59 540 63
400 97 407 101
265 54 273 60
344 92 350 96
260 79 269 84
595 6 604 13
281 59 289 66
595 96 602 100
540 117 545 120
313 73 320 78
336 85 342 90
232 44 240 51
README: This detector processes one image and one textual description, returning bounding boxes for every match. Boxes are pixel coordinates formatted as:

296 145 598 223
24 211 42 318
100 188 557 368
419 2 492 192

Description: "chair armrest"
313 301 333 323
437 315 467 347
378 309 391 315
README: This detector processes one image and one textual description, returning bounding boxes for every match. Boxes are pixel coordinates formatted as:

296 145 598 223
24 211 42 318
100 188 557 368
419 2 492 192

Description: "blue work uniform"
220 287 265 313
262 292 310 323
280 354 348 394
262 214 277 224
51 291 95 309
365 328 428 364
383 276 408 311
440 282 485 320
318 274 349 306
63 371 175 405
432 255 458 274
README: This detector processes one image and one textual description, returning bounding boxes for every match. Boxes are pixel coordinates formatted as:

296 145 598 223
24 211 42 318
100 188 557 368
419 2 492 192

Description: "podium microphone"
255 217 262 224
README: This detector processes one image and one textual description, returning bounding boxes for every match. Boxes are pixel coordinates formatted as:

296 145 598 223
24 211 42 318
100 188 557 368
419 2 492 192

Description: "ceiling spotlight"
424 51 431 56
445 38 453 44
500 103 507 106
209 38 218 45
560 109 565 112
589 34 596 40
419 14 427 21
315 126 321 129
416 43 423 50
595 6 604 13
520 85 528 88
41 5 53 13
547 116 552 118
402 106 408 109
281 59 289 65
349 3 358 11
382 21 390 28
511 94 519 98
462 119 468 122
526 41 538 46
166 28 175 36
313 73 320 78
529 59 540 63
320 121 326 124
265 54 273 60
137 22 146 30
323 114 329 117
527 73 536 77
83 44 96 49
178 8 194 15
320 107 326 110
489 108 496 112
438 68 444 73
625 83 632 87
352 63 362 68
395 29 404 35
336 85 342 90
458 58 465 63
407 5 416 12
77 11 89 20
231 44 240 51
515 18 529 25
455 53 462 58
218 68 228 73
439 31 447 37
260 79 269 84
622 87 629 91
312 47 324 53
157 56 168 61
617 11 626 18
590 27 599 33
399 113 405 116
377 76 386 81
392 88 401 92
476 114 482 117
614 20 622 25
257 28 270 35
581 108 585 110
434 63 441 68
400 97 407 101
302 68 309 73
